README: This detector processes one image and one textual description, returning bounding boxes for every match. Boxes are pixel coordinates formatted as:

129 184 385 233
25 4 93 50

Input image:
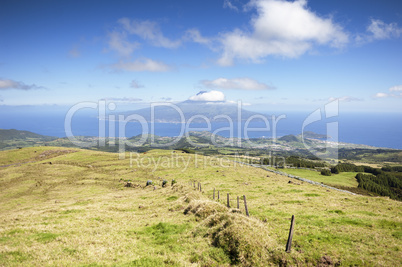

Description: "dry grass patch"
184 199 228 220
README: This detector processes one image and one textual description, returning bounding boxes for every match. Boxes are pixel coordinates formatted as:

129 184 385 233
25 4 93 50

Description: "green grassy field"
273 168 359 188
0 147 401 266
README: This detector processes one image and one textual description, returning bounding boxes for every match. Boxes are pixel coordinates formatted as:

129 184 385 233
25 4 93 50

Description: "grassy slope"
274 168 359 188
0 147 401 266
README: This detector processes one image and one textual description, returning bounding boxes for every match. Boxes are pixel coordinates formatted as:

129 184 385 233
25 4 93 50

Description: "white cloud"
118 18 181 48
356 19 402 44
109 18 213 56
374 85 402 98
374 92 388 98
367 19 402 40
108 31 140 57
218 0 348 65
0 79 45 90
189 90 225 102
389 85 402 92
201 77 274 90
223 0 239 11
184 29 213 46
110 59 171 72
130 80 144 88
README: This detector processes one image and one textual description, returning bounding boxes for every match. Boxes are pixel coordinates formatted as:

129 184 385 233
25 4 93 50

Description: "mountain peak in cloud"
188 90 225 102
196 90 208 95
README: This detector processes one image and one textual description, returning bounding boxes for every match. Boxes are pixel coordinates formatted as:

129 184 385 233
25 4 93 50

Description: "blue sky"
0 0 401 113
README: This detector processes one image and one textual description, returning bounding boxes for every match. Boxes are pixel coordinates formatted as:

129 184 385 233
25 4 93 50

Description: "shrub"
321 169 332 176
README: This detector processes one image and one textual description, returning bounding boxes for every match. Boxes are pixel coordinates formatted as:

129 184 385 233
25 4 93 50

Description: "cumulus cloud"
110 59 171 72
118 18 181 48
218 0 349 65
367 19 402 40
0 79 45 90
374 85 402 98
189 90 225 102
130 80 144 88
356 19 402 44
201 77 274 90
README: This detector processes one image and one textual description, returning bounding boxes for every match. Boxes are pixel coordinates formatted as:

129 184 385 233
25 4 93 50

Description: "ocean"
1 109 401 149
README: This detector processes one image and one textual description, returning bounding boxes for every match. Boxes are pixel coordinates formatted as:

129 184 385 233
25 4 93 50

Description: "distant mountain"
0 129 55 141
128 132 215 148
0 129 59 150
113 101 262 123
278 134 299 142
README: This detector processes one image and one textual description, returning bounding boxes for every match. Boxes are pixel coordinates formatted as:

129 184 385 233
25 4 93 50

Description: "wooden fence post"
285 215 295 253
227 193 230 208
218 191 220 201
213 188 215 200
200 183 202 192
237 196 239 209
244 195 249 216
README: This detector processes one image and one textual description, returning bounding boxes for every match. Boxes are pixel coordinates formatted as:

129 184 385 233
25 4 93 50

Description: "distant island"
1 128 400 164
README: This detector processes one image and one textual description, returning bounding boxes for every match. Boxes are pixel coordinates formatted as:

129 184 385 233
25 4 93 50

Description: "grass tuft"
184 200 228 220
200 212 277 266
328 209 345 215
304 193 320 197
124 257 167 266
0 251 29 263
166 195 178 201
33 232 59 243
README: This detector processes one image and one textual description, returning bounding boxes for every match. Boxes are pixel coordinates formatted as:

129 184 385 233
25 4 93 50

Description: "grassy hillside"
0 129 55 141
0 129 57 150
0 147 401 266
272 168 359 188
